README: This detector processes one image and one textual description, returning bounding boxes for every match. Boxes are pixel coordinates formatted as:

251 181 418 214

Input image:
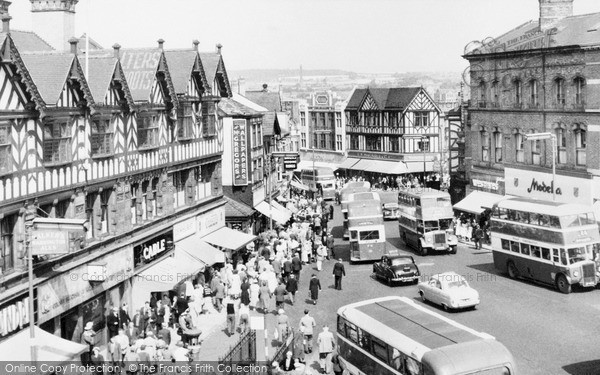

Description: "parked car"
418 272 479 311
373 255 420 284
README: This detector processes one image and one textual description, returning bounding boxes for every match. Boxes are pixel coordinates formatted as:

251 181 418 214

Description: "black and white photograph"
0 0 600 374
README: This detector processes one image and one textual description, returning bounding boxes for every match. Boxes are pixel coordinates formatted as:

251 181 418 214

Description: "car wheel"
442 304 449 312
450 245 457 254
556 274 571 294
413 279 419 285
507 261 519 279
386 276 392 285
419 291 426 302
471 305 477 311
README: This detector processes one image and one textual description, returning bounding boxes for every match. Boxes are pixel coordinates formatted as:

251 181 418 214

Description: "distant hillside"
229 69 354 82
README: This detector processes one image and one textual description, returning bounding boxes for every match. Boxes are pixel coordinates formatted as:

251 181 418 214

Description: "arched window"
528 79 538 108
574 77 585 107
513 79 522 108
555 124 567 164
491 81 499 107
478 81 487 108
554 78 566 108
573 124 586 166
493 129 502 163
514 130 524 163
481 129 490 162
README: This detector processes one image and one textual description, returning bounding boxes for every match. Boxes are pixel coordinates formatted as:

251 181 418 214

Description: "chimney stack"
157 38 164 50
1 14 10 33
0 1 11 16
216 43 222 55
112 43 121 59
192 39 199 51
68 37 78 55
31 0 78 51
237 78 246 96
539 0 573 31
262 84 268 92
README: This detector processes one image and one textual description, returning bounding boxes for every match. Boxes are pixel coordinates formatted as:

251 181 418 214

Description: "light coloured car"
418 272 479 311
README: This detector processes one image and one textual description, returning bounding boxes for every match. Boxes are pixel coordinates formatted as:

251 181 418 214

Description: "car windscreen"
390 258 412 266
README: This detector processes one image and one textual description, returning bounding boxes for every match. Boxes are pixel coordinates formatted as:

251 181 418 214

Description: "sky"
8 0 600 74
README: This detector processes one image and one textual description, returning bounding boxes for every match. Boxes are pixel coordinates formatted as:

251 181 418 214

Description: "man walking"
285 274 298 305
292 252 302 282
473 224 484 250
333 258 346 290
274 281 288 311
317 326 336 373
299 309 316 354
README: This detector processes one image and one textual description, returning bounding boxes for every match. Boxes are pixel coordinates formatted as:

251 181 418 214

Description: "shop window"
130 183 139 225
138 115 159 149
177 103 196 140
91 118 114 156
43 121 71 165
0 213 16 273
390 137 400 153
336 135 343 151
173 170 189 208
481 130 489 162
201 100 217 137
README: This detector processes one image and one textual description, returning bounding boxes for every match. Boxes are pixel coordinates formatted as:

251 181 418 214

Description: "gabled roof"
199 51 232 97
466 12 600 56
77 33 103 52
10 29 54 52
218 97 261 117
86 54 134 108
224 196 255 218
19 52 94 107
244 90 282 112
164 49 208 94
345 87 421 110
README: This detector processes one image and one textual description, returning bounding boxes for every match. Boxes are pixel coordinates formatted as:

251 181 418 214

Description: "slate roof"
86 56 117 104
199 52 220 89
19 52 76 105
244 90 281 111
164 49 202 94
466 12 600 56
119 48 163 102
224 196 255 218
10 29 54 52
218 97 261 117
345 87 421 110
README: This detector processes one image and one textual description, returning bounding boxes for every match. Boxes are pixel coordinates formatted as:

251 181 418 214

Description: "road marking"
418 262 435 267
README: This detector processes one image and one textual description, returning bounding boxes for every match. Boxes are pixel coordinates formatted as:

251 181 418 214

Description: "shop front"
504 167 593 205
36 246 134 349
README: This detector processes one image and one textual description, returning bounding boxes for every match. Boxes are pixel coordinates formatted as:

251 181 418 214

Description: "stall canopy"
290 180 310 191
352 159 409 174
271 200 293 216
337 157 360 170
201 226 257 251
0 326 87 362
255 200 292 224
453 191 508 215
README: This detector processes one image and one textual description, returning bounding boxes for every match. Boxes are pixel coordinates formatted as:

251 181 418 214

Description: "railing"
218 330 258 374
270 330 296 367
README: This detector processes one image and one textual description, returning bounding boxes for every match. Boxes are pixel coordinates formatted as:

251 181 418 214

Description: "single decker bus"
490 197 600 293
337 296 517 375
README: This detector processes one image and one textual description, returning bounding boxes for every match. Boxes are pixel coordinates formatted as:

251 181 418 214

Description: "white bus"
337 296 516 375
490 197 600 293
300 167 336 200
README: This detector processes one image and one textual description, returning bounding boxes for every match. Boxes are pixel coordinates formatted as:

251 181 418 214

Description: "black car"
373 255 420 285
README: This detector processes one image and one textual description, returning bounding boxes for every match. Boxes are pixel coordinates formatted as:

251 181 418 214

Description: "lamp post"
524 132 557 201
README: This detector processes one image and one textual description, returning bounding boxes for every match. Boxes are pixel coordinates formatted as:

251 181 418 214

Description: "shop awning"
201 226 257 251
255 200 292 224
337 157 361 170
178 236 225 265
453 191 509 215
404 161 434 174
137 248 208 290
351 159 410 174
272 200 293 216
0 326 87 363
290 180 311 191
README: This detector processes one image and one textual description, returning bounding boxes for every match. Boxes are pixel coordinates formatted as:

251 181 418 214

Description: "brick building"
464 0 600 207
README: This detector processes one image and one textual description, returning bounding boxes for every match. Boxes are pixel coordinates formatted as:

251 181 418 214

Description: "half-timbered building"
342 87 443 180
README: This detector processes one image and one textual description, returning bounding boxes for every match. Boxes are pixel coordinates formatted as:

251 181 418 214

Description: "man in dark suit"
107 307 121 339
282 256 293 283
292 252 302 282
157 322 171 346
119 303 131 330
332 259 346 290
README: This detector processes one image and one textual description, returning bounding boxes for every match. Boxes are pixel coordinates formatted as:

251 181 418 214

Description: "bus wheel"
419 243 428 256
507 261 519 279
556 274 572 294
450 245 457 254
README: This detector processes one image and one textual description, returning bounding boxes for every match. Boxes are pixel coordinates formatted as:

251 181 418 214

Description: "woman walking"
308 274 321 305
258 280 272 314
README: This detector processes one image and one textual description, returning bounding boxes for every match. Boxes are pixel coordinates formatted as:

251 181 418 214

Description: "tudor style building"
342 87 443 179
0 2 249 352
463 0 600 207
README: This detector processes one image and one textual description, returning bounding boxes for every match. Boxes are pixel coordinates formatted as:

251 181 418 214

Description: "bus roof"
421 339 515 375
377 191 397 204
496 197 593 216
343 181 371 189
349 192 380 202
302 167 334 176
341 187 370 199
337 296 493 360
398 188 450 199
347 200 383 216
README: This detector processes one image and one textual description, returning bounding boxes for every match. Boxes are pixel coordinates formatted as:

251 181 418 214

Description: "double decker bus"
379 191 400 220
337 296 517 375
397 188 457 255
300 167 336 200
341 189 378 239
490 197 600 294
348 200 393 262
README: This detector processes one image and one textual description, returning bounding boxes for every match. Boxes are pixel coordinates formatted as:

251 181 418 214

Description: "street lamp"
524 132 557 201
403 134 428 185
